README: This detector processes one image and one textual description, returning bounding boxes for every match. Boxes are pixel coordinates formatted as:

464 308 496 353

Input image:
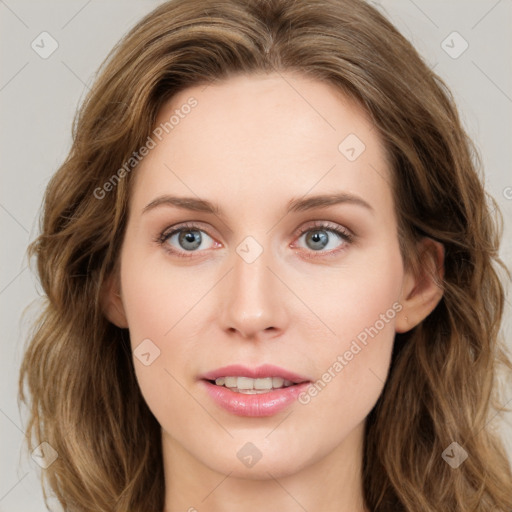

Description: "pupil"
307 230 328 250
179 230 201 250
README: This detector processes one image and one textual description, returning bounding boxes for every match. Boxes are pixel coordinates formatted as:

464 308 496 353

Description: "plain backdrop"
1 1 511 510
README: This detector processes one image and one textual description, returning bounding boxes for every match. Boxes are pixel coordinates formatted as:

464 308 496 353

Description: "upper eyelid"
295 220 351 234
162 221 209 233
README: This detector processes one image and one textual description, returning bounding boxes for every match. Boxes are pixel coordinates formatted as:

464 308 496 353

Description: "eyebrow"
142 192 374 216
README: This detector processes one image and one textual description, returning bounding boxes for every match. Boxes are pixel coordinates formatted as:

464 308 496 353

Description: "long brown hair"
19 0 512 510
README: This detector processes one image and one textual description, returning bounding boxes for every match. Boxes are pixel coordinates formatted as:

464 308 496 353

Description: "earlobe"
100 273 129 329
395 237 445 333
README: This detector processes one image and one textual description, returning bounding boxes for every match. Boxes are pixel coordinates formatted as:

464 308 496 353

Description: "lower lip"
201 380 311 417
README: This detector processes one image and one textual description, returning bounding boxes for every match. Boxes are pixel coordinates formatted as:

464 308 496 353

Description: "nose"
218 242 288 340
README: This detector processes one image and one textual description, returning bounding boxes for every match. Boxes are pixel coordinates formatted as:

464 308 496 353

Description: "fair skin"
103 71 444 512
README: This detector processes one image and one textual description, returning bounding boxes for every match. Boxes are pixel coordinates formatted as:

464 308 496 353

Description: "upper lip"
200 364 311 384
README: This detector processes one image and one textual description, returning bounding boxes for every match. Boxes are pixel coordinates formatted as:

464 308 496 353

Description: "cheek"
296 244 403 420
312 243 403 340
117 241 190 412
119 242 195 342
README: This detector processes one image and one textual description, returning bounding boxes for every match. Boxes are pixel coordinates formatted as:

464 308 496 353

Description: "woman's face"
114 71 408 479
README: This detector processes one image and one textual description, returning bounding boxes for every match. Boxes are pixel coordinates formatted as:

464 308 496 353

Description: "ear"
100 271 129 328
395 237 445 333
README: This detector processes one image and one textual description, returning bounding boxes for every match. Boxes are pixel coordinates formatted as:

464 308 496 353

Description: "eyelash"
154 221 354 260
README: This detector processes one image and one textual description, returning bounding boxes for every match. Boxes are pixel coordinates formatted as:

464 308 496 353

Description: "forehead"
130 72 393 221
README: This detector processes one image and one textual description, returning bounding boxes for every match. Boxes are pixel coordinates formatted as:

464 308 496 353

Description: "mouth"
199 364 311 395
199 365 312 417
205 376 301 394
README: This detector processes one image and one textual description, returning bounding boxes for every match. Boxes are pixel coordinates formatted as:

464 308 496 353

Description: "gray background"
1 1 511 510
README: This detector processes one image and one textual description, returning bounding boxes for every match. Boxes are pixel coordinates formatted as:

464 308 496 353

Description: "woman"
19 0 512 510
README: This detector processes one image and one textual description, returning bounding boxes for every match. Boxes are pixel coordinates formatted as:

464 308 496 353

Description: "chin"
199 441 315 480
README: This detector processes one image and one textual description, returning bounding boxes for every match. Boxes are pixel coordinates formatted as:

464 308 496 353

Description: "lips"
199 364 313 416
200 380 312 417
199 364 311 384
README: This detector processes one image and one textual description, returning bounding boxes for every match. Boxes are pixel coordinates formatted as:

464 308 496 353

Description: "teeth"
213 376 296 391
224 376 238 388
254 377 273 390
272 377 285 388
238 376 256 390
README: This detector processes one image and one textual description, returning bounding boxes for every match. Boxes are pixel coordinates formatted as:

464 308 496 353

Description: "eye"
155 222 219 258
155 220 354 259
292 221 353 258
